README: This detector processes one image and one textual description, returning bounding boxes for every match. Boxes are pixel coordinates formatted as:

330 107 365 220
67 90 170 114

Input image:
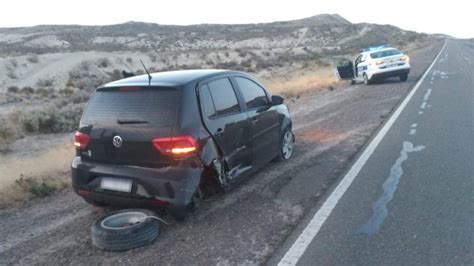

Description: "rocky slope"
0 14 433 91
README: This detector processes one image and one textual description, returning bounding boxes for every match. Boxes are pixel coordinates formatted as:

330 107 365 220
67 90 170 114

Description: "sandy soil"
0 42 443 265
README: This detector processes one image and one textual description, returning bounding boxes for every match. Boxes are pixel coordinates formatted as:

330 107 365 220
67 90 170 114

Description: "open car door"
334 58 354 80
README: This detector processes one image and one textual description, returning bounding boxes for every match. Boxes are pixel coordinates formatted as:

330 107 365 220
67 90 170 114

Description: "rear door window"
82 87 179 126
370 49 402 59
207 78 241 117
235 77 269 110
199 84 216 118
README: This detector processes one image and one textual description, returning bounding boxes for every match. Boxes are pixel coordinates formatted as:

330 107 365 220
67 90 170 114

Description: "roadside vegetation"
0 88 89 153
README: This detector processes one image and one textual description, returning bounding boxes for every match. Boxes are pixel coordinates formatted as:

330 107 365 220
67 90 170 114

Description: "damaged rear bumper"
71 156 202 210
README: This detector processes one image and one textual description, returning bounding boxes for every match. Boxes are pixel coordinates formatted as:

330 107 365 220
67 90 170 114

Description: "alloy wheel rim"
101 211 148 230
282 131 294 159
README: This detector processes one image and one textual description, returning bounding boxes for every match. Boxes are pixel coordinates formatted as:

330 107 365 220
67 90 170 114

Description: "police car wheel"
363 74 371 85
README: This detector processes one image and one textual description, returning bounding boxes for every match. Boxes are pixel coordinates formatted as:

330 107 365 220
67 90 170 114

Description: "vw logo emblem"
112 135 123 148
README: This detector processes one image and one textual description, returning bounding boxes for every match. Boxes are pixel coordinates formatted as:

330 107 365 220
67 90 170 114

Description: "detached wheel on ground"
399 73 408 82
275 128 295 161
91 209 160 251
168 187 202 221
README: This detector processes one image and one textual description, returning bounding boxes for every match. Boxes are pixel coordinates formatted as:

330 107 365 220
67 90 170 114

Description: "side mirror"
271 95 284 106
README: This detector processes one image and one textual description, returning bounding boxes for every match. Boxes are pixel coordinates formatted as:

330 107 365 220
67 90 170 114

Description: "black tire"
84 198 109 207
91 209 159 251
351 79 356 85
399 73 408 82
363 73 371 85
168 207 188 222
168 188 202 221
275 128 295 162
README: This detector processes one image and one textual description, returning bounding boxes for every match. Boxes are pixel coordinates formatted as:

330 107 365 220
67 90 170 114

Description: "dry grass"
262 67 338 98
0 137 73 208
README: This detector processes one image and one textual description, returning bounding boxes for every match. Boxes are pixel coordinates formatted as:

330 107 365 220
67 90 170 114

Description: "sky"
1 0 472 38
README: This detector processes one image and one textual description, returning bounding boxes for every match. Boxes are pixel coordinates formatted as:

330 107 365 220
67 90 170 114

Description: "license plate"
100 177 132 193
388 64 397 68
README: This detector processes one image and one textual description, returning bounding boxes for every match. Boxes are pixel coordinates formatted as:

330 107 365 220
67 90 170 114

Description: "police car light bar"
363 44 390 52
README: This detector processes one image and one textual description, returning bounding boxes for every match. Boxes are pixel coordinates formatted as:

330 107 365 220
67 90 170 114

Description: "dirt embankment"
0 42 443 265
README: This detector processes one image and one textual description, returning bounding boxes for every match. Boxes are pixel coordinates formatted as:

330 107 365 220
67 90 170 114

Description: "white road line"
277 40 447 266
423 89 432 101
409 129 417 135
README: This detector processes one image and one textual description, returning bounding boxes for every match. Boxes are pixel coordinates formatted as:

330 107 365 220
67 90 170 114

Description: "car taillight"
152 135 198 156
74 131 90 150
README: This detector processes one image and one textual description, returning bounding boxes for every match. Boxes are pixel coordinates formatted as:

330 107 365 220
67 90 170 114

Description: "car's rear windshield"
370 49 402 59
81 87 180 126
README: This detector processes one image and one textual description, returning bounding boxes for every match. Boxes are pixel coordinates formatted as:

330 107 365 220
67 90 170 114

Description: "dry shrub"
19 104 84 134
36 78 55 87
66 79 75 87
0 118 18 152
0 136 73 208
7 86 19 93
97 58 111 68
21 86 34 94
27 54 39 63
15 175 57 197
262 67 337 98
35 88 53 98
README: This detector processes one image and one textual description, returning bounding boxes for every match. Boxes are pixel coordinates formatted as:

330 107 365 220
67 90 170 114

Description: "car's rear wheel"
399 73 408 82
91 209 159 251
363 73 371 85
276 128 295 161
168 188 202 221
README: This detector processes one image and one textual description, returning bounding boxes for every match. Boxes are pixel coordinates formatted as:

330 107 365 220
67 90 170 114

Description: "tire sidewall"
364 73 370 85
92 208 156 234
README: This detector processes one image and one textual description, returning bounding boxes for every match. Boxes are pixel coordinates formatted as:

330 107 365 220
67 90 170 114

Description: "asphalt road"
273 39 474 265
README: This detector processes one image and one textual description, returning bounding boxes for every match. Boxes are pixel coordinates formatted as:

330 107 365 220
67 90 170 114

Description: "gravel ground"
0 42 443 265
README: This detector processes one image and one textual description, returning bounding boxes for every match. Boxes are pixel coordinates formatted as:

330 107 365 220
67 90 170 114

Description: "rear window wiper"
117 119 150 124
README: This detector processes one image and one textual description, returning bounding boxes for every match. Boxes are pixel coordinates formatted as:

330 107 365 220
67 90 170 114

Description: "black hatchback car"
72 69 294 218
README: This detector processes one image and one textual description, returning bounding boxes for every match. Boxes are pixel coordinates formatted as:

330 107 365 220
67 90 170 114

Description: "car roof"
101 69 234 88
361 47 398 55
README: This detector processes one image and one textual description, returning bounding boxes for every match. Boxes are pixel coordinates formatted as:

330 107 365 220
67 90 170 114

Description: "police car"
335 45 410 85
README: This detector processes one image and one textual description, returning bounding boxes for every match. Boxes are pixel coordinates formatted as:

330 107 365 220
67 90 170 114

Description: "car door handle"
251 118 258 125
215 128 224 136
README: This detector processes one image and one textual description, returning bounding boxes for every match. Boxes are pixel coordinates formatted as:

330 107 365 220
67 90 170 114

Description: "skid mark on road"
356 141 425 236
